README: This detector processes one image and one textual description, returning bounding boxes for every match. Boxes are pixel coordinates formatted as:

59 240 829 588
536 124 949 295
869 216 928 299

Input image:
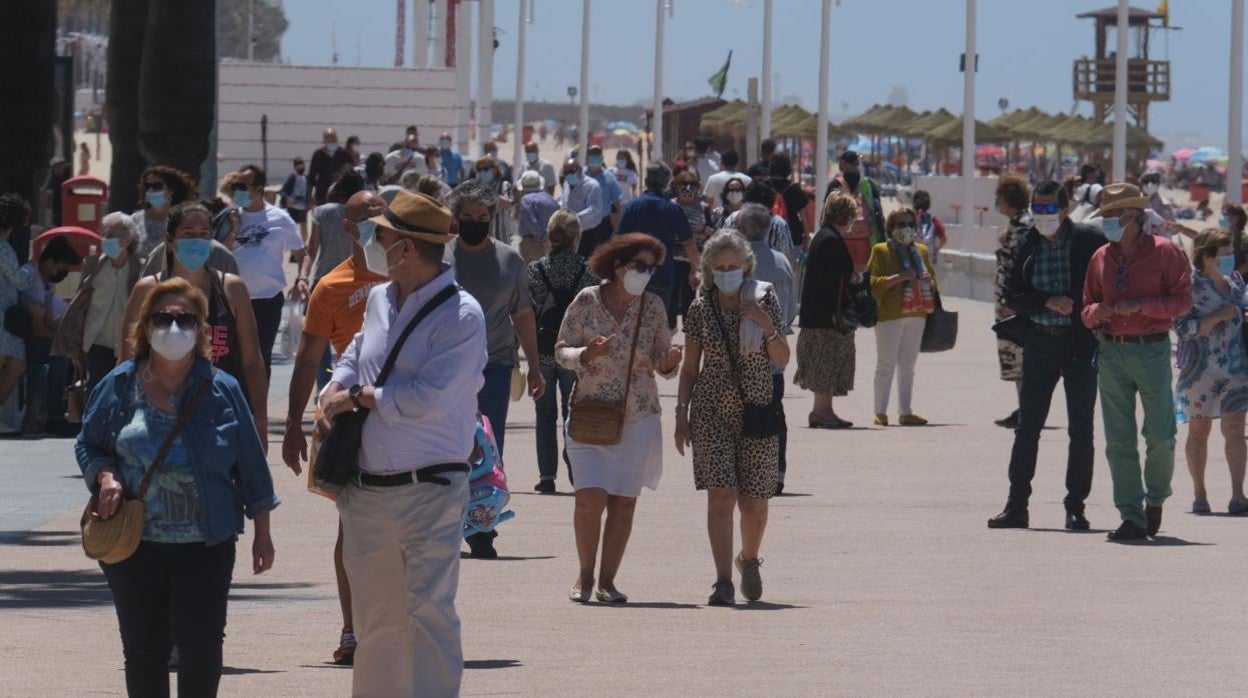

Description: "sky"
281 0 1242 151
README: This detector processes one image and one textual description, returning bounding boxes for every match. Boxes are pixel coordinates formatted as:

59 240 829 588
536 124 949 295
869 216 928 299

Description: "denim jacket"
76 357 278 546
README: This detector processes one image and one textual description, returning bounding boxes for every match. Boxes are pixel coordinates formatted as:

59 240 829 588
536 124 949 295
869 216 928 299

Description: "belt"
1031 324 1071 336
354 463 471 488
1103 332 1169 344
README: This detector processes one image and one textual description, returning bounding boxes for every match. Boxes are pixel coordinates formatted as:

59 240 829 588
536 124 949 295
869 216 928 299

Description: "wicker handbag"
568 295 646 446
81 378 210 565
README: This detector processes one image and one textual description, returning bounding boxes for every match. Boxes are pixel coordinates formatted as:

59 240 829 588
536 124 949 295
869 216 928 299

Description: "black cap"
840 150 860 165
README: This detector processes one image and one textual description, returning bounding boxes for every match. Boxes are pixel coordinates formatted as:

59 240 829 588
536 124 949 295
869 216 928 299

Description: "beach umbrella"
1171 146 1197 161
1190 146 1227 164
976 144 1005 158
1145 159 1166 171
606 120 641 133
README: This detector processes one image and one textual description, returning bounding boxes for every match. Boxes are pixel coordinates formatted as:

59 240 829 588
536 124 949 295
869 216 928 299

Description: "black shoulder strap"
375 283 458 387
536 262 555 294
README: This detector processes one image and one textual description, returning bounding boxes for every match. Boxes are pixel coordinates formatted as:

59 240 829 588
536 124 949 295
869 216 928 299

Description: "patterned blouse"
555 286 676 422
525 250 599 367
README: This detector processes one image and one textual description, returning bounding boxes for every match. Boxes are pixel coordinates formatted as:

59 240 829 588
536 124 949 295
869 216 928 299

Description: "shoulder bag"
81 376 212 564
709 297 787 439
314 284 458 493
920 289 959 353
567 294 646 446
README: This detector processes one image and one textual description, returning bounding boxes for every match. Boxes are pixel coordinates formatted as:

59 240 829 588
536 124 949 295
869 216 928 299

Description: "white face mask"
622 268 653 296
1143 183 1159 196
893 226 917 245
363 236 402 277
1034 214 1062 238
149 325 197 361
726 192 744 206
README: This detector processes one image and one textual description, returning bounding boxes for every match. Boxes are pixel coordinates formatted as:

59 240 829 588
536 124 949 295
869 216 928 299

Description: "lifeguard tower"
1072 5 1173 132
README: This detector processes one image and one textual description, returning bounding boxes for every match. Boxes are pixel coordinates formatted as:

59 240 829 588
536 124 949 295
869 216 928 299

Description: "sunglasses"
626 260 658 275
143 181 166 191
231 182 251 192
1115 264 1128 291
678 183 698 191
149 312 198 330
1031 202 1060 215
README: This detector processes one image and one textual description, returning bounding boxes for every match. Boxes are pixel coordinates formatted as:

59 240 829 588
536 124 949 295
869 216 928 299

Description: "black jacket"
798 225 855 329
1003 219 1107 359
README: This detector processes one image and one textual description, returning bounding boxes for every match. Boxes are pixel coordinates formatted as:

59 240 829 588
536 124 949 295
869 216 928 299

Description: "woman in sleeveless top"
121 202 269 446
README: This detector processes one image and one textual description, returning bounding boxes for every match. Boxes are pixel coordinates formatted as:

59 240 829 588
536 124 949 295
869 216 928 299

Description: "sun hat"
368 190 454 243
1095 182 1150 216
519 170 544 192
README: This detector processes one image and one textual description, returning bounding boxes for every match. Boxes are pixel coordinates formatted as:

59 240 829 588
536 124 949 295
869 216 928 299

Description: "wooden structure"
1072 5 1173 131
645 97 726 163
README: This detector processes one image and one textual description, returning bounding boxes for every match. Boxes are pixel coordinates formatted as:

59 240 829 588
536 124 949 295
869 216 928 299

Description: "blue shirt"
748 241 796 333
616 190 693 290
562 176 606 231
77 358 278 547
440 148 465 187
330 265 488 474
519 190 561 241
586 167 622 215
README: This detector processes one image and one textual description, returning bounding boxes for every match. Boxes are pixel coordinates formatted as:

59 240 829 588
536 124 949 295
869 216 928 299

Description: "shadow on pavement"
1026 527 1114 534
592 601 700 610
512 491 576 498
1148 535 1212 546
774 492 813 498
0 568 111 608
221 666 284 676
734 601 806 611
0 530 81 546
465 659 522 670
299 663 351 670
458 553 558 562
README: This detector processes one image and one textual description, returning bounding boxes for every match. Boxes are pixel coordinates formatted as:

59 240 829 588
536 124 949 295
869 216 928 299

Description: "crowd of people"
4 122 1246 696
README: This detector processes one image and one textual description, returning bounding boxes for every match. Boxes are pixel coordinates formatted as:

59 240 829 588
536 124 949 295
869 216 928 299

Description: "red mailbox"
33 227 101 272
61 176 109 234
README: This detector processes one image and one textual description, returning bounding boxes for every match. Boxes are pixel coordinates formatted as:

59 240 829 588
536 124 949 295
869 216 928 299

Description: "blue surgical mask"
1220 215 1231 229
588 155 604 167
477 170 494 184
101 238 123 259
439 140 451 150
526 152 539 164
1100 216 1125 243
713 268 745 294
145 191 166 208
355 219 377 247
1217 254 1236 277
233 190 251 209
616 159 628 170
564 174 582 188
325 142 339 153
175 238 212 271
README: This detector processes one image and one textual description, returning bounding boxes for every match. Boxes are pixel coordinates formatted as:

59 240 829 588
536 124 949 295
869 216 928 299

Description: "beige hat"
368 190 454 243
1095 182 1150 216
519 170 544 192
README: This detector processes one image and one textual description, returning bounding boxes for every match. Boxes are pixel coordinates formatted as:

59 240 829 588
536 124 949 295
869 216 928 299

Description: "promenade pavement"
4 298 1248 696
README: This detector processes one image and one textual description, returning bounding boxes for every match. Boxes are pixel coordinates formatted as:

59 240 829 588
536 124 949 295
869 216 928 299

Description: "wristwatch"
348 384 364 410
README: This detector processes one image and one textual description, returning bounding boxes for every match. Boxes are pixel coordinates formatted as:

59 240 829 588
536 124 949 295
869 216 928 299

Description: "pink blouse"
555 285 676 422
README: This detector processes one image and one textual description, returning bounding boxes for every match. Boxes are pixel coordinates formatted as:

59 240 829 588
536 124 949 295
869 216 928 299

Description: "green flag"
707 50 732 98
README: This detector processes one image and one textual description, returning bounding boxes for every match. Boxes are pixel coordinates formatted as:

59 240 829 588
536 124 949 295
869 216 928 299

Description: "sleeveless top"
155 269 247 403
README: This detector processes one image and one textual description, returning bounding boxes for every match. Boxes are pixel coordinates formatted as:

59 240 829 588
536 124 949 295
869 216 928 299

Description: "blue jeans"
773 372 788 481
534 364 576 482
477 363 513 457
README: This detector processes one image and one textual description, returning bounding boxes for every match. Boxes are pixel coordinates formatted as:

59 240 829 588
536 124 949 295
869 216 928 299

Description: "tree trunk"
105 0 147 212
0 1 57 208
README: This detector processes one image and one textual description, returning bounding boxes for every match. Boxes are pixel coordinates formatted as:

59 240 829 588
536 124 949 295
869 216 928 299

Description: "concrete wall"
217 62 463 185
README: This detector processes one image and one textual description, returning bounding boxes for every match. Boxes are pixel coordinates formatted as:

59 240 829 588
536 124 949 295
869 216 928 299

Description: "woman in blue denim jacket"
77 277 277 697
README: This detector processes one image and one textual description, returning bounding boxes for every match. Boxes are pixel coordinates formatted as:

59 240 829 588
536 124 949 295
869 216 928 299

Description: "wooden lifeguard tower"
1072 5 1173 132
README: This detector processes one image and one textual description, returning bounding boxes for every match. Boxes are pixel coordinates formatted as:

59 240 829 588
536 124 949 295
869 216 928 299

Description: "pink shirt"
1081 233 1192 336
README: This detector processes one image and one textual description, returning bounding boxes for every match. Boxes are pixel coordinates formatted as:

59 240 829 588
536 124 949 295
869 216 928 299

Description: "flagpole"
651 0 666 164
1111 0 1128 182
1229 0 1244 205
578 0 591 163
815 0 830 226
961 0 976 254
512 0 528 175
761 0 773 140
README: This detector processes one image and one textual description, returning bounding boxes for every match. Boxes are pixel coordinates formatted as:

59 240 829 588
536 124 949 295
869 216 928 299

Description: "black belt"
1031 323 1071 335
354 463 470 488
1103 332 1169 344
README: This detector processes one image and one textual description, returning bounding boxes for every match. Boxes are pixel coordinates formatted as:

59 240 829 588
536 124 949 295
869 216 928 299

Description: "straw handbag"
567 296 646 446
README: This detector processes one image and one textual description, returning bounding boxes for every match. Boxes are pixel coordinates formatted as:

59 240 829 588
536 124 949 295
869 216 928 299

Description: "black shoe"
466 532 498 559
533 480 556 494
1065 511 1090 531
1145 505 1162 537
994 410 1020 429
773 481 785 496
1106 520 1148 542
987 508 1029 529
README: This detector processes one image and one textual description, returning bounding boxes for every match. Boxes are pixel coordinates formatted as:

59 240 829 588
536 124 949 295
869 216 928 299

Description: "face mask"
233 190 252 208
892 226 917 245
149 324 197 361
295 169 305 176
1034 214 1061 238
101 238 123 259
457 219 491 246
49 269 69 283
363 236 402 276
526 152 539 163
587 155 604 168
484 151 496 160
439 140 451 150
1100 216 1125 243
403 147 414 157
622 268 652 296
477 170 494 184
1217 254 1236 277
726 192 744 206
325 142 339 153
844 172 861 188
616 159 628 170
145 191 166 208
355 219 377 248
564 174 581 188
712 268 745 294
1143 183 1159 196
175 238 212 271
1220 215 1232 230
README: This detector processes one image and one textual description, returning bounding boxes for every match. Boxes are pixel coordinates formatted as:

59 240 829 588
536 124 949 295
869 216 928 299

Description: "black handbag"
836 275 878 333
991 314 1031 347
920 289 958 353
314 284 459 493
709 296 786 439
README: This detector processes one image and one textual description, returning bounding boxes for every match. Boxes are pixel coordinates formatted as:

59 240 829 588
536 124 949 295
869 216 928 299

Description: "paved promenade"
3 298 1248 696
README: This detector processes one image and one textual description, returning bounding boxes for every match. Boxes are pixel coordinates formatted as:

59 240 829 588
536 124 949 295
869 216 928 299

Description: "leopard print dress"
685 289 785 499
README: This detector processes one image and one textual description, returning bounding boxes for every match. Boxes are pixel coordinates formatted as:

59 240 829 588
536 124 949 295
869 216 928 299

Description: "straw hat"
1095 182 1150 216
368 190 454 243
519 170 544 192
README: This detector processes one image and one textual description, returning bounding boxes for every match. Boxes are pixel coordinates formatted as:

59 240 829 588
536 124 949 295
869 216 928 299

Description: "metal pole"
815 0 830 226
414 0 429 69
512 0 528 174
651 0 665 164
478 0 494 150
433 0 448 68
961 0 976 250
761 0 773 141
1230 0 1245 204
746 77 759 171
1111 0 1128 181
579 0 591 162
455 0 471 154
247 0 255 61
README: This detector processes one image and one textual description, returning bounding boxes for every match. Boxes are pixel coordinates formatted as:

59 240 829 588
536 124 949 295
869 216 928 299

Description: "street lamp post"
512 0 529 174
651 0 667 164
1111 0 1128 181
961 0 976 252
761 0 773 141
579 0 591 162
1230 0 1245 204
815 0 830 226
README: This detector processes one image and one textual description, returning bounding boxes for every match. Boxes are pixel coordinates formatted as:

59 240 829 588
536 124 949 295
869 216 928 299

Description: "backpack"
536 262 587 355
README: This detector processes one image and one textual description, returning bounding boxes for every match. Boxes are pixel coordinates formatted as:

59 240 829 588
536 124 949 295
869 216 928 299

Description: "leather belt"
354 463 471 488
1103 332 1169 344
1031 324 1071 335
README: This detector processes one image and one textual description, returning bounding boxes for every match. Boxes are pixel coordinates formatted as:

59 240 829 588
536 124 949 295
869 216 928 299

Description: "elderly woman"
0 194 34 407
993 175 1032 428
52 212 143 396
676 231 789 606
526 209 598 493
122 202 268 443
795 191 860 429
557 233 682 603
130 166 198 259
1174 229 1248 515
79 277 276 696
868 208 937 426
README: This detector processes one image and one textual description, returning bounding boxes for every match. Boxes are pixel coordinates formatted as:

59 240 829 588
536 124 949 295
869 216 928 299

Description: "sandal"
1192 498 1211 514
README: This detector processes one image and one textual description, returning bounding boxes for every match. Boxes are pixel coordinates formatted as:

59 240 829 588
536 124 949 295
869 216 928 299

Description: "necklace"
140 362 183 409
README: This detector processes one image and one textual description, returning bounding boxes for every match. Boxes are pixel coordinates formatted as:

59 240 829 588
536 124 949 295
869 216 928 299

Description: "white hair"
101 211 141 248
699 230 755 295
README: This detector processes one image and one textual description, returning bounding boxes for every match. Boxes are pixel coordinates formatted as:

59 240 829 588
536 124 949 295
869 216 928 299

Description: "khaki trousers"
338 474 469 698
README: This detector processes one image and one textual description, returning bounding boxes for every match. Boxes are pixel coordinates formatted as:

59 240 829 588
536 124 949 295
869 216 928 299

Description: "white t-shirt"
611 167 639 206
383 148 429 182
702 169 752 201
232 203 304 298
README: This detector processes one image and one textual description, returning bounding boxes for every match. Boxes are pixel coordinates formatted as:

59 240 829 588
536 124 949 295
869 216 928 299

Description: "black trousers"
1005 330 1097 513
773 373 788 479
101 539 236 698
84 343 118 399
251 292 285 380
576 219 614 259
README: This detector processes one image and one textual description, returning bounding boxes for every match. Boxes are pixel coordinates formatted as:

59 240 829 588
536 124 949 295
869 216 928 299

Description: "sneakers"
466 531 498 559
333 631 357 665
898 414 928 426
533 480 556 494
707 578 736 606
736 555 764 602
873 413 888 426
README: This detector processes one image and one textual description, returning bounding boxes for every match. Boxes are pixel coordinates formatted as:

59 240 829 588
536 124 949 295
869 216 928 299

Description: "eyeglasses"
149 312 198 330
1115 264 1128 291
626 260 658 275
143 181 166 191
1031 202 1060 215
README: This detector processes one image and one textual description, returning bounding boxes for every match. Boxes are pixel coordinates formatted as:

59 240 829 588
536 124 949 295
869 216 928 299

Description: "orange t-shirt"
304 258 388 354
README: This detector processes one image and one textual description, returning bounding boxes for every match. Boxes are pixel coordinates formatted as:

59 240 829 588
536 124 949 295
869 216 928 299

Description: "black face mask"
49 269 69 283
844 171 861 188
458 219 491 246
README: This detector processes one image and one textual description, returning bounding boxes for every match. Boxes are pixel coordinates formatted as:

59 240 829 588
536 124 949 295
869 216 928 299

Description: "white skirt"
566 413 663 497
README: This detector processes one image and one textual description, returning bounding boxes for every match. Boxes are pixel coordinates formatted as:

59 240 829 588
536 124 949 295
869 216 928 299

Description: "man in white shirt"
702 149 752 204
230 164 307 376
318 190 486 698
383 132 429 185
518 140 558 197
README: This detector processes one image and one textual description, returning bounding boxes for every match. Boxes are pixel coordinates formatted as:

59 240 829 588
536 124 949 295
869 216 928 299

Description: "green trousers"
1097 340 1176 528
